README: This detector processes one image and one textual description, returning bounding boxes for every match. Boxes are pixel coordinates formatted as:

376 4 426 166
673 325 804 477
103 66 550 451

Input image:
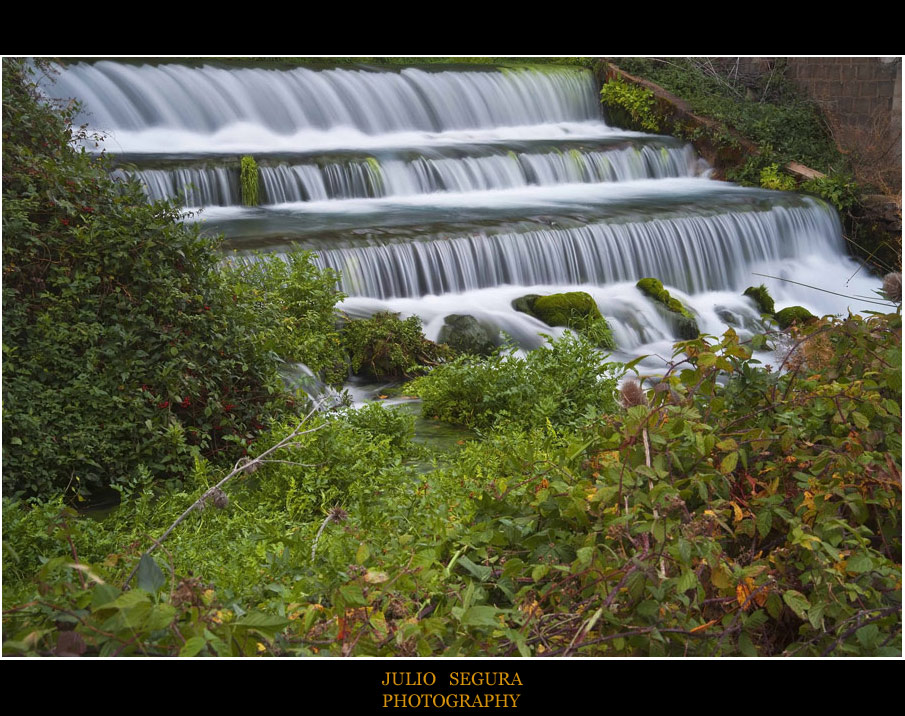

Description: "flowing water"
47 59 884 378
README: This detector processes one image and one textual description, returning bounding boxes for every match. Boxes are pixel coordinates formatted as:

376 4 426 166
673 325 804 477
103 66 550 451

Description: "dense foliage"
4 313 900 656
340 311 454 380
611 57 847 175
410 331 621 433
2 57 900 658
1 60 337 499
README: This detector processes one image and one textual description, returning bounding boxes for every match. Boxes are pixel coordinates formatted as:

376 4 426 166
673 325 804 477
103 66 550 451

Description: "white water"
48 59 885 376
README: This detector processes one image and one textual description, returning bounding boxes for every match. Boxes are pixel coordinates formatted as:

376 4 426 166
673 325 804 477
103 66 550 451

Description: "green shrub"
801 174 860 212
612 58 847 174
220 251 346 385
1 60 312 500
341 312 454 380
599 77 661 132
759 163 797 191
410 331 621 432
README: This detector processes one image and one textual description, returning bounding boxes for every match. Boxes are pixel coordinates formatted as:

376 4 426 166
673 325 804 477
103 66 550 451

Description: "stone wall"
741 57 901 189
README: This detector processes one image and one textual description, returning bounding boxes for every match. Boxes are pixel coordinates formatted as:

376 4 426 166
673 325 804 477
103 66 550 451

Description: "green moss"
636 278 699 339
775 306 816 330
240 155 259 206
743 285 776 315
513 292 615 350
532 292 602 331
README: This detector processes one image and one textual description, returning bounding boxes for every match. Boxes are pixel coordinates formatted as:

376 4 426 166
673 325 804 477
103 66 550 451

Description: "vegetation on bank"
2 57 901 658
599 58 901 273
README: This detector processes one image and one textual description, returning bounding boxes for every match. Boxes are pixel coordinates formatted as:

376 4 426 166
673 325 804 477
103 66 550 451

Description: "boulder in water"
775 306 816 330
512 291 616 350
636 278 699 339
438 314 500 356
743 284 776 315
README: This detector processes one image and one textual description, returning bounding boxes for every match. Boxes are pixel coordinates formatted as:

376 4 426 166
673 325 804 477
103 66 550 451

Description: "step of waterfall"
46 59 883 371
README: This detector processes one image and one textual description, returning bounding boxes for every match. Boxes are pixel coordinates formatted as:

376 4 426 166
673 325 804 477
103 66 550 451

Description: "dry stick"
641 423 667 581
123 400 329 589
311 511 337 562
819 605 901 656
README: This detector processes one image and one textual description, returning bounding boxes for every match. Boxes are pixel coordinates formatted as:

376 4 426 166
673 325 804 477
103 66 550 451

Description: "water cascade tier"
48 59 883 372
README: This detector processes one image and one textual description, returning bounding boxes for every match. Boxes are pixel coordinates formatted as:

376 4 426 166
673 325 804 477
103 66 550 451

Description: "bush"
1 60 315 499
759 163 797 191
341 312 454 380
599 77 661 132
410 331 622 432
220 251 346 385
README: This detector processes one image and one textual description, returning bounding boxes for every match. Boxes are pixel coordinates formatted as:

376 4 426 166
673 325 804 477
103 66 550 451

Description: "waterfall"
46 59 882 370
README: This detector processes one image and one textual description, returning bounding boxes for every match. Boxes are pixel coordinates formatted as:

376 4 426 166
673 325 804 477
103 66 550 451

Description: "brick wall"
741 57 901 188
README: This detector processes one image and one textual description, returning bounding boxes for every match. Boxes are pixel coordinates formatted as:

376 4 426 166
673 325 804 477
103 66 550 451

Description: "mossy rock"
775 306 816 330
512 291 615 350
636 278 699 339
743 285 775 315
532 292 603 331
437 314 500 356
512 294 541 316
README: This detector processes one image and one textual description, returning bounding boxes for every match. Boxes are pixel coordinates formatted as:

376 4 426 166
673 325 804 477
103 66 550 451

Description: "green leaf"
738 631 757 657
461 606 501 628
807 603 825 631
676 570 698 594
338 585 367 608
145 604 177 631
720 451 738 474
179 636 207 657
458 555 492 582
97 588 150 612
782 589 810 620
855 624 879 649
136 553 166 594
355 542 370 565
850 411 869 430
232 611 291 639
845 552 873 574
90 583 121 609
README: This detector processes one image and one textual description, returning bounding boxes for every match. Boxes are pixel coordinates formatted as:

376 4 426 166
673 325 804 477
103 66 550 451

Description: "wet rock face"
438 314 501 356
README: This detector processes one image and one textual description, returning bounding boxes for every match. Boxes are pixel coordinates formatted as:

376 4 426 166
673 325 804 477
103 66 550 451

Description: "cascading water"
47 59 883 376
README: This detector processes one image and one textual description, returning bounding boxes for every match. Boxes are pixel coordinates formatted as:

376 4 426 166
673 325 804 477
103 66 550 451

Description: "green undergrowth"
4 313 900 656
3 59 340 501
611 57 846 175
409 330 622 433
